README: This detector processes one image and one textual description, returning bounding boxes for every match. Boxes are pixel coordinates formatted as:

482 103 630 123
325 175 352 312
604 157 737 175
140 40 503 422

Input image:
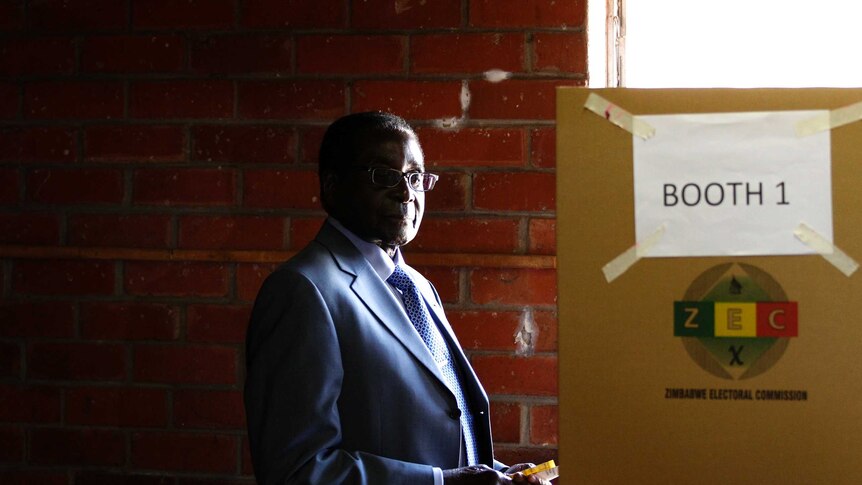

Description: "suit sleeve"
244 269 436 485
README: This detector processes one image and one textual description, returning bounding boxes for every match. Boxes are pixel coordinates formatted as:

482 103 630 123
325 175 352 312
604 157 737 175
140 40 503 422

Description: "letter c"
769 309 786 330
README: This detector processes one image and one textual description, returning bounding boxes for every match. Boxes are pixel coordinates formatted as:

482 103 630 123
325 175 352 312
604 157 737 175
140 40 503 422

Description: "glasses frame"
346 166 439 192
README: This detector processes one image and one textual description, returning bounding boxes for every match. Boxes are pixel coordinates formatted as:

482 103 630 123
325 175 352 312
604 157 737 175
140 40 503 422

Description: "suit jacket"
244 221 500 484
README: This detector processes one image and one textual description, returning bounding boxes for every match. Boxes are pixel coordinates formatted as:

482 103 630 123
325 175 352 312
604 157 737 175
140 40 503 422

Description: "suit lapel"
316 223 449 389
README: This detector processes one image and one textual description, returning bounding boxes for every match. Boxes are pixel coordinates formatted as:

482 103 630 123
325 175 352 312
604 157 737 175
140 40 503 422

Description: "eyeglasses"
349 167 439 192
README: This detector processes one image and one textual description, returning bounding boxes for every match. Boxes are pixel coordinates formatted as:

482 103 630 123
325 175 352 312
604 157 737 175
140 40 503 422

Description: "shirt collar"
327 217 402 281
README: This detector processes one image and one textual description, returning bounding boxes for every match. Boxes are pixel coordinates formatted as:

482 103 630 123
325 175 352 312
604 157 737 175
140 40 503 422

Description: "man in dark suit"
244 112 549 484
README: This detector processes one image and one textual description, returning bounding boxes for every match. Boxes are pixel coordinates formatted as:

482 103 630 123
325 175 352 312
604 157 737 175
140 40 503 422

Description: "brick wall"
0 0 586 482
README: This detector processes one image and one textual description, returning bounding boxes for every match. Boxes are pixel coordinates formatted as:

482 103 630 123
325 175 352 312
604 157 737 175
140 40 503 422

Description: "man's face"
328 130 426 251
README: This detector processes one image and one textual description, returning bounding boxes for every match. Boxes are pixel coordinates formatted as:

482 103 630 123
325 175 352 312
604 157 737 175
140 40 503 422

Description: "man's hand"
503 463 551 485
443 464 551 485
503 463 552 484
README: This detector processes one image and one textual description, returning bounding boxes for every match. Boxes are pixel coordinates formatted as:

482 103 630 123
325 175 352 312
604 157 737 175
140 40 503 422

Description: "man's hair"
318 111 416 174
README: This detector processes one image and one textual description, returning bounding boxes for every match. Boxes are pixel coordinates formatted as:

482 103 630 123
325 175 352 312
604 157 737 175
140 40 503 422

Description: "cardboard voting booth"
557 88 862 484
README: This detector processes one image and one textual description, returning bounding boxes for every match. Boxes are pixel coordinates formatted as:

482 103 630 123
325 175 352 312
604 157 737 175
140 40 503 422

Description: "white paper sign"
633 111 832 257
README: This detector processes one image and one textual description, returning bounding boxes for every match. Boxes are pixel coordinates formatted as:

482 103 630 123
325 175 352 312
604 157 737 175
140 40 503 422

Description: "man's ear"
320 170 338 211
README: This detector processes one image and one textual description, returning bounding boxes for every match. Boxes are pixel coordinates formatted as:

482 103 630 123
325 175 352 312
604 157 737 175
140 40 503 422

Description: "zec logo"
674 263 798 380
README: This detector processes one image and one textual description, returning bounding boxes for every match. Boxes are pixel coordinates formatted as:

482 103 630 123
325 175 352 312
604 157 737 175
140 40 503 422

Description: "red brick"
192 34 292 74
24 81 123 119
30 428 125 466
243 169 319 209
238 80 345 120
0 301 75 338
530 404 558 445
81 34 185 73
352 81 463 120
474 172 555 212
80 302 180 340
12 260 114 294
289 216 324 249
134 345 237 385
298 126 326 164
0 470 67 485
530 127 555 168
125 261 230 297
0 169 17 204
242 437 254 475
471 355 557 396
490 401 520 443
13 260 115 296
416 127 526 167
0 342 20 378
193 125 296 164
183 472 240 484
412 217 519 253
412 33 524 74
29 342 127 381
533 32 587 73
74 472 175 485
187 304 251 343
66 387 168 427
133 0 236 29
2 471 69 485
352 0 461 29
0 37 75 75
174 389 244 428
0 2 24 31
27 168 123 204
243 0 344 28
132 431 237 473
0 127 76 163
30 0 128 31
133 168 236 206
470 268 557 306
528 218 555 254
297 35 405 75
469 0 586 28
86 125 186 162
0 82 16 119
0 212 60 245
181 475 256 484
469 79 582 120
410 266 459 304
131 80 234 119
0 385 60 422
531 310 557 352
449 310 522 351
424 172 467 212
67 213 172 248
236 263 278 302
184 472 250 483
179 215 285 250
0 426 24 462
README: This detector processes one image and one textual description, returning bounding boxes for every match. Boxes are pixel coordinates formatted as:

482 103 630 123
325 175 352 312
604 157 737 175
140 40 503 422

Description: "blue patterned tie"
387 265 479 466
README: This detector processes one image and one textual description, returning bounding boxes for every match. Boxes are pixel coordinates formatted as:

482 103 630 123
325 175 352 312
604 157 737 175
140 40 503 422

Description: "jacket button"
448 409 461 419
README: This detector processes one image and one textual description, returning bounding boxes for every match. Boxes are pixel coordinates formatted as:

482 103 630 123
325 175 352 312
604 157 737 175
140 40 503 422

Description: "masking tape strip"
602 223 667 283
795 100 862 136
584 93 656 140
793 223 859 277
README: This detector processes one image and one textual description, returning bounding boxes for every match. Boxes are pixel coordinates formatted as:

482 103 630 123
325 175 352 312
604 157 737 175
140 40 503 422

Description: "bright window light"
622 0 862 88
587 0 608 87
